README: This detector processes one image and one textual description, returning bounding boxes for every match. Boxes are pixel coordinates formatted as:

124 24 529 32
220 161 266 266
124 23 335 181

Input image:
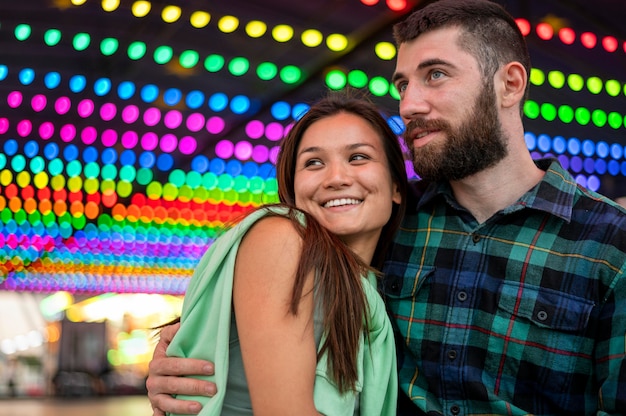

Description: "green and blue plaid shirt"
383 159 626 415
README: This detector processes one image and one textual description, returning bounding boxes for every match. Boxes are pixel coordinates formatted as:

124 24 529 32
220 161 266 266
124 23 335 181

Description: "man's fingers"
147 375 216 415
147 321 216 415
150 394 203 415
145 371 216 396
148 356 214 377
159 322 180 344
151 322 180 361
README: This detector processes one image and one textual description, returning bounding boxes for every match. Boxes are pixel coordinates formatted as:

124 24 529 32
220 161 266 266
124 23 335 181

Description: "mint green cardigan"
166 207 398 415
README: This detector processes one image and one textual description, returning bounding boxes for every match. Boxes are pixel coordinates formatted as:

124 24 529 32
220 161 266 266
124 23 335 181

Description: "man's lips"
407 129 440 145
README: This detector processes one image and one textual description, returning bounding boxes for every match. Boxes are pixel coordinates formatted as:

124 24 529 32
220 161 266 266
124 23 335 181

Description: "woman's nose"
322 162 352 188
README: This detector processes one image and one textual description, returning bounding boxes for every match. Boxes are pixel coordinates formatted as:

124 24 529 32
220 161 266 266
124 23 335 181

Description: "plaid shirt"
382 159 626 415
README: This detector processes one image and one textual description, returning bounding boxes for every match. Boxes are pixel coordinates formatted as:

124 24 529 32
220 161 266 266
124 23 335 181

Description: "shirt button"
471 233 480 243
457 291 467 302
447 350 457 361
450 405 460 415
537 310 548 321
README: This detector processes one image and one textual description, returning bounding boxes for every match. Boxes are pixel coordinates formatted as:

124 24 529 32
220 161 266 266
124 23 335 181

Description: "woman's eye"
304 159 322 167
350 154 369 162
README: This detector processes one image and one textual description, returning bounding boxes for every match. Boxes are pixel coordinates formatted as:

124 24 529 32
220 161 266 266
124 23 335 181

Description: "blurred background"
0 0 625 405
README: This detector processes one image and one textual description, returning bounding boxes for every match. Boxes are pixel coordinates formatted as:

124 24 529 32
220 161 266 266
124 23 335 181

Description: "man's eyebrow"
392 58 455 83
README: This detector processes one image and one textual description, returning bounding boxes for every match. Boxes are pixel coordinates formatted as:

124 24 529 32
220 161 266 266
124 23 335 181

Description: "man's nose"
399 84 430 124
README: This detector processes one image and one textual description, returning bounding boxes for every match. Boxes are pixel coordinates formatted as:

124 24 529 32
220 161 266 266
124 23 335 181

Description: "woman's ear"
499 61 527 109
392 183 402 205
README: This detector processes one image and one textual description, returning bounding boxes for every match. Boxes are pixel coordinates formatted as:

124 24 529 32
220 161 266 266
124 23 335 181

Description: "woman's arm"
233 216 322 416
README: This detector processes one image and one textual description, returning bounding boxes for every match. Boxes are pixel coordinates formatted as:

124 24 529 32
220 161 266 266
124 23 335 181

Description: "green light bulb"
575 107 591 125
73 33 91 51
557 105 574 123
229 57 250 76
257 62 278 80
15 24 31 41
348 70 368 88
100 37 119 55
369 76 389 97
154 45 173 64
204 54 225 72
44 29 62 46
326 70 346 90
180 50 200 68
128 41 147 60
540 103 556 121
591 109 607 127
567 74 584 91
586 77 602 94
280 65 301 84
524 100 540 119
529 68 545 86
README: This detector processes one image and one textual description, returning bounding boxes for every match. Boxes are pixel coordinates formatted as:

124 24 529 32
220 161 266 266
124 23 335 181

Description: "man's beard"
404 83 508 182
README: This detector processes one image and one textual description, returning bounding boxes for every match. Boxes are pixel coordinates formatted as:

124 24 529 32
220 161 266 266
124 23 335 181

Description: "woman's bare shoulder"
237 215 303 270
243 214 301 245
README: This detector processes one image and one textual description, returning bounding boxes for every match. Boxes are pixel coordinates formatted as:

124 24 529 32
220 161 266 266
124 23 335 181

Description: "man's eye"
431 70 445 80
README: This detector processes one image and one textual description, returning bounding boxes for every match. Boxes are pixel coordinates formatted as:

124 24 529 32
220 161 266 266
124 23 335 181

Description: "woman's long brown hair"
275 90 407 392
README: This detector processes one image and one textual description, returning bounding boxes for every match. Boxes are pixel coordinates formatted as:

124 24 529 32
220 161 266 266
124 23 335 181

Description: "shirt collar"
416 158 576 222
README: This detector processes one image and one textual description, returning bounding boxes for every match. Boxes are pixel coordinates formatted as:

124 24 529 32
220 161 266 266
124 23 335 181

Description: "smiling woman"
156 91 407 416
292 112 401 262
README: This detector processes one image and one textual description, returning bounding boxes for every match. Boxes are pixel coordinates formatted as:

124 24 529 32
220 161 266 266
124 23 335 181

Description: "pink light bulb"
39 122 54 140
121 131 139 149
206 117 225 135
252 145 269 163
122 105 140 124
31 94 47 112
234 141 253 160
100 103 117 121
215 140 234 158
160 134 178 153
186 113 205 132
0 118 9 134
78 99 95 118
143 107 161 126
81 126 98 145
60 124 76 142
164 110 183 129
7 91 23 108
141 132 158 151
245 120 264 139
269 146 280 165
179 136 197 155
17 119 33 137
101 129 118 147
55 96 71 115
265 122 284 141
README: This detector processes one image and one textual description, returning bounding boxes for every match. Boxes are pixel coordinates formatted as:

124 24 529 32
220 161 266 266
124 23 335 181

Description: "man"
147 0 626 414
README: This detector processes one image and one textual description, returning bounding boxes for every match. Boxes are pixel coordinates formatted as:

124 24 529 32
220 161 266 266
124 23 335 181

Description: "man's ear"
499 61 527 109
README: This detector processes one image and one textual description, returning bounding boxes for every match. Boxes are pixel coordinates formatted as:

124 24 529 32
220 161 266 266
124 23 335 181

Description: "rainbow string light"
0 3 625 295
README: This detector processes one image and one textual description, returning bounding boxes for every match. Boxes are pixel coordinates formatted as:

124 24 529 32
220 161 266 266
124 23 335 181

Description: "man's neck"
448 153 545 224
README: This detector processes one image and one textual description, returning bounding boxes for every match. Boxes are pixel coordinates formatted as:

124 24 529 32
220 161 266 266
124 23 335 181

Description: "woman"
162 91 407 416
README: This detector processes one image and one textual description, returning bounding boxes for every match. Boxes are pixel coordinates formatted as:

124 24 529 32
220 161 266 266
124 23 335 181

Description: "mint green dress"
166 206 398 416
